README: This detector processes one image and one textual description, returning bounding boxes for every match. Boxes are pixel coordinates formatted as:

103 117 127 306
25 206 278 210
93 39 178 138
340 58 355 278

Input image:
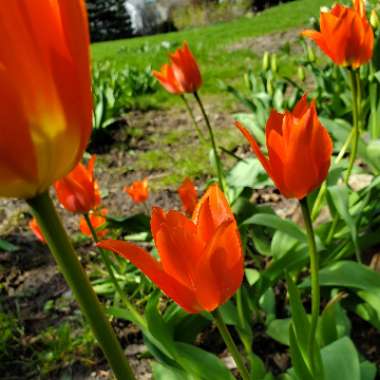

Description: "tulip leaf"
106 212 150 234
242 213 306 243
326 184 360 260
288 323 313 380
300 260 380 291
360 361 377 380
233 113 266 146
266 318 291 346
151 362 193 380
321 337 360 380
174 342 235 380
0 239 19 252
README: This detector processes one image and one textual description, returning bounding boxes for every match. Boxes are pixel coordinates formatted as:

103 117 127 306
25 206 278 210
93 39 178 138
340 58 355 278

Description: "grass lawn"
91 0 335 108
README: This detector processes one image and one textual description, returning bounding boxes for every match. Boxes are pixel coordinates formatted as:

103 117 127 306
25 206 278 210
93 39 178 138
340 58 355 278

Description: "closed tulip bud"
153 42 202 94
262 51 270 71
370 9 380 29
302 0 374 69
0 1 92 199
266 77 274 96
298 66 306 82
271 53 278 73
235 95 333 200
307 44 316 63
98 185 244 313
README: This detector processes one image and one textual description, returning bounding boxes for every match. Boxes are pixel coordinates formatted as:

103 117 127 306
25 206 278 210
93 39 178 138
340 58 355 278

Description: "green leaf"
267 318 290 345
0 239 19 252
151 362 193 380
327 185 360 258
234 113 266 146
301 261 380 291
321 337 360 380
286 274 310 362
288 323 313 380
227 158 268 189
175 342 235 380
360 361 377 380
242 213 306 242
245 269 261 286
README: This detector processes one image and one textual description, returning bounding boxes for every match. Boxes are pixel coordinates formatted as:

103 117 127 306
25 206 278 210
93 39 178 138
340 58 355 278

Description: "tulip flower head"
80 208 108 239
29 218 46 243
178 177 198 216
124 179 149 204
98 184 244 313
153 42 202 94
302 0 374 68
235 95 333 200
0 1 92 199
55 155 101 213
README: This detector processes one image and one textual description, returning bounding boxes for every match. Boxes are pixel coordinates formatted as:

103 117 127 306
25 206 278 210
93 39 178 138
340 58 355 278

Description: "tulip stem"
300 198 322 378
212 309 251 380
27 192 136 380
193 91 226 193
345 68 361 184
180 94 207 143
83 213 147 329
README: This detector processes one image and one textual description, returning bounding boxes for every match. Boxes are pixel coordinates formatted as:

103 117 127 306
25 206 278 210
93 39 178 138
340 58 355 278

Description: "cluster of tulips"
1 1 378 379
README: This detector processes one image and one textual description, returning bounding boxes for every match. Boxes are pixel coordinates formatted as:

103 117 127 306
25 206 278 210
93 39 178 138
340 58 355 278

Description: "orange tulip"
235 95 333 200
80 208 108 239
178 177 198 216
98 184 243 313
302 0 374 68
152 63 184 95
55 155 101 213
0 1 92 199
29 218 46 243
124 179 149 204
153 42 202 94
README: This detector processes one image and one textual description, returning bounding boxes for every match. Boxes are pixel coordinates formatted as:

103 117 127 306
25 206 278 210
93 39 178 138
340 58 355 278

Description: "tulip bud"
266 77 274 96
298 66 306 82
370 9 380 29
307 44 316 63
262 51 270 71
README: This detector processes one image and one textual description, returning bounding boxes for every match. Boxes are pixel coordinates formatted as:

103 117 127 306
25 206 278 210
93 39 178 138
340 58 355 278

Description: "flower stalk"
193 91 226 192
212 309 251 380
27 192 136 380
83 213 147 329
299 197 322 378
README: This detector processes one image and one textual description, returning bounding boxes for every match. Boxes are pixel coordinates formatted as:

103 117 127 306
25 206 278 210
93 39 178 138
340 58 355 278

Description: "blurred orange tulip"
178 177 198 216
302 0 374 68
124 179 149 204
235 95 333 200
80 208 108 239
55 155 101 213
0 1 92 198
152 63 184 94
153 42 202 94
29 218 46 243
98 184 243 313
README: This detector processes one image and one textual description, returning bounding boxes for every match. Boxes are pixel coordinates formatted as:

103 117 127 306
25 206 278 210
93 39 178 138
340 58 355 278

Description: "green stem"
299 198 321 378
345 69 360 184
180 94 207 143
83 213 147 329
27 192 136 380
212 309 251 380
193 91 226 192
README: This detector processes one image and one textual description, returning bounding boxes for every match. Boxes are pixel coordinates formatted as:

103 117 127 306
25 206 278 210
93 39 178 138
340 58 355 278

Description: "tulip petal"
194 221 243 311
153 210 204 287
98 240 200 313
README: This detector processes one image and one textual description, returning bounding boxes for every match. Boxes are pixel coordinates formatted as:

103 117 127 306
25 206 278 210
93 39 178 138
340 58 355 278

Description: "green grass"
91 0 334 107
